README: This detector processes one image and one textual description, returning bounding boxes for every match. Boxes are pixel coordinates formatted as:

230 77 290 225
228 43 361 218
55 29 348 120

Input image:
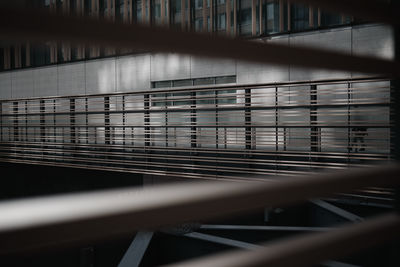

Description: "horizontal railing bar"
166 213 400 267
0 8 398 79
0 164 398 255
0 141 390 158
0 103 391 117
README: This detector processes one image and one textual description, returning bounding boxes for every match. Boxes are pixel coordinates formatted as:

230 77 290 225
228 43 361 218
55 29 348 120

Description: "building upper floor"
0 0 366 72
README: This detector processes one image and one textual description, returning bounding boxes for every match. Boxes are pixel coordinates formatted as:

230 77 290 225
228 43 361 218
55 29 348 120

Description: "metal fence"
0 77 393 180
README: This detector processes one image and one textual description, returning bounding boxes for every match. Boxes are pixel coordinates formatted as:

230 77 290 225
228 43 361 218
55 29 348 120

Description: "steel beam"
200 224 333 232
311 200 364 222
118 231 153 267
183 232 260 250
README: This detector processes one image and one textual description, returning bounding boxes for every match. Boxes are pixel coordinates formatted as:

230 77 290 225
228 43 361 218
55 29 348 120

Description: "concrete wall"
0 24 394 100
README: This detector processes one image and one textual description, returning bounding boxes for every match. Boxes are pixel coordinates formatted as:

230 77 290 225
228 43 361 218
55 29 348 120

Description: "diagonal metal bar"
183 231 359 267
118 231 153 267
0 8 399 77
311 200 364 222
183 232 260 250
199 224 333 232
165 213 400 267
0 164 398 256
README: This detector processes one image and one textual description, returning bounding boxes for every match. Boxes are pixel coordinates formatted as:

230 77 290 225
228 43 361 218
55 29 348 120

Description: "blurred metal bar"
0 164 399 255
166 213 400 267
0 8 398 76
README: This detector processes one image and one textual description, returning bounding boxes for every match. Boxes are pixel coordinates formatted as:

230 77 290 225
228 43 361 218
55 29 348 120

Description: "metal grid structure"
0 77 392 180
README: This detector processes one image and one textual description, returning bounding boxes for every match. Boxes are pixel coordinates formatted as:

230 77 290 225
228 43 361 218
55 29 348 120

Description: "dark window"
151 0 162 25
10 46 15 69
237 0 252 36
264 0 280 34
290 4 309 31
171 0 182 29
116 0 124 21
31 44 51 67
320 11 342 27
84 0 92 16
0 48 4 71
21 45 27 68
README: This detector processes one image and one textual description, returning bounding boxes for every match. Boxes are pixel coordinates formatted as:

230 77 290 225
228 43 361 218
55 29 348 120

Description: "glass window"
237 0 252 36
264 0 280 34
290 4 309 31
153 81 172 88
116 0 124 21
173 79 192 87
0 48 4 71
84 0 92 16
194 77 215 86
171 0 182 29
215 76 236 84
134 0 142 22
151 0 162 25
320 11 342 27
31 44 51 67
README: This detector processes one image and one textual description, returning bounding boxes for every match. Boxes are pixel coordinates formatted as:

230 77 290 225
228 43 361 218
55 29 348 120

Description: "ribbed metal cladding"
0 77 392 181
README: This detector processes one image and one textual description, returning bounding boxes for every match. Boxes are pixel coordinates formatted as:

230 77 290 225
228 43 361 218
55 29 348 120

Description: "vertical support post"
104 96 110 145
310 84 318 154
53 99 56 143
122 96 126 146
215 90 219 148
70 98 76 144
25 101 28 141
347 82 351 163
275 86 279 153
245 88 252 150
13 102 18 142
85 98 89 144
40 100 46 143
144 94 150 147
191 91 197 148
